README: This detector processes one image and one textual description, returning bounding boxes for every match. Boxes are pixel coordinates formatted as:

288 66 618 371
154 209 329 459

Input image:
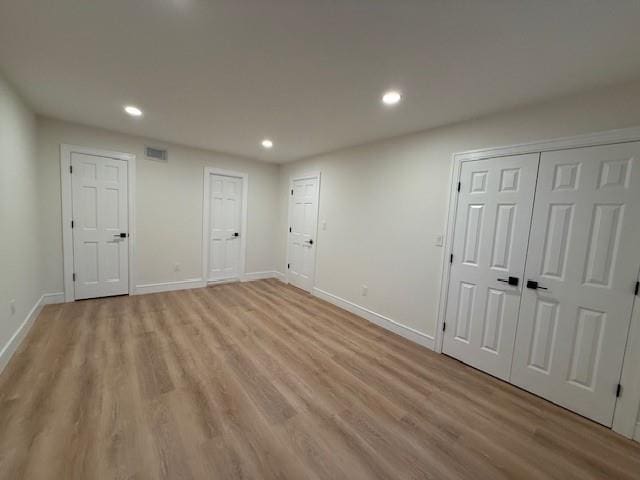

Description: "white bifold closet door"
208 174 242 282
443 153 539 380
511 142 640 426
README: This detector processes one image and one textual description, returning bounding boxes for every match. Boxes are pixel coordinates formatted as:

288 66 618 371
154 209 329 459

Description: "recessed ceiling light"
124 105 143 117
382 90 402 106
262 139 274 149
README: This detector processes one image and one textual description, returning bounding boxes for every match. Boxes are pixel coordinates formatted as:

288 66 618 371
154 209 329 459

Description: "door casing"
60 144 136 302
201 167 248 284
436 125 640 439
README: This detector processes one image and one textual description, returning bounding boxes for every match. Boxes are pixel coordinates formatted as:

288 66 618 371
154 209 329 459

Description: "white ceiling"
2 1 640 163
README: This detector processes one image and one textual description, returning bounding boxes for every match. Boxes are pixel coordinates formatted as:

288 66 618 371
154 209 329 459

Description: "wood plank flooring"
1 279 639 479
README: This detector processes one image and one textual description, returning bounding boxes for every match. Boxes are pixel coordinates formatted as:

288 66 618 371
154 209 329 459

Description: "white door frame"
435 125 640 439
285 171 321 290
60 144 136 302
201 167 248 284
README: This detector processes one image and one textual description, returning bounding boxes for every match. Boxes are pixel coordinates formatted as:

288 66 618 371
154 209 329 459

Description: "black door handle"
309 239 314 245
233 232 239 237
526 280 547 290
497 276 519 286
119 232 127 238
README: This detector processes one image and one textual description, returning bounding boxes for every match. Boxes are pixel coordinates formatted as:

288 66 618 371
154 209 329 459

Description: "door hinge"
457 181 461 192
442 322 446 332
450 253 453 264
287 263 290 269
635 281 639 296
616 383 622 397
72 273 76 282
69 165 73 174
71 220 74 228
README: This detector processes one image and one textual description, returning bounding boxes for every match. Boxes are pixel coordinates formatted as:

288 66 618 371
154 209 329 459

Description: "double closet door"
443 141 640 426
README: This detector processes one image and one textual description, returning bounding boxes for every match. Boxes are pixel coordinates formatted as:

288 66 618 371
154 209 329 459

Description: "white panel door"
72 153 129 299
443 153 539 380
208 174 242 282
287 176 319 292
511 142 640 426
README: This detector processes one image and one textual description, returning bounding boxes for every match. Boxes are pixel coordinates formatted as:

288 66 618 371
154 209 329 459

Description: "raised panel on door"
208 175 242 282
287 176 319 292
443 153 539 380
227 181 241 277
511 142 640 426
72 153 128 299
210 178 225 275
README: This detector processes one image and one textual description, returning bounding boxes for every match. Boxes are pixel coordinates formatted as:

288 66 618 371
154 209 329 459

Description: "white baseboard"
312 287 435 351
134 278 206 295
273 271 287 283
134 272 285 295
0 291 64 375
42 292 65 305
241 271 282 282
207 278 241 286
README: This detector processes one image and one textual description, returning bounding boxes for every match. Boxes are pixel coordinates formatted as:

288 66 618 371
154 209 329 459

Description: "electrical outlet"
361 285 368 296
9 299 16 315
434 234 444 247
322 220 327 231
174 262 181 272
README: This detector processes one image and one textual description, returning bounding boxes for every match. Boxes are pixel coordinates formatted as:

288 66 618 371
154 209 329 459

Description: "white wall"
278 79 640 341
0 74 42 369
38 117 281 293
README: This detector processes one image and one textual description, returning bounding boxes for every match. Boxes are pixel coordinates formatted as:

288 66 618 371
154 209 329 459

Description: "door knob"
113 233 127 238
304 239 314 245
497 276 519 286
526 280 548 290
233 232 239 237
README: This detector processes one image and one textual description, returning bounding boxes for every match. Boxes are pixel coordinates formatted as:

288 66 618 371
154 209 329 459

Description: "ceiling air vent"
145 146 168 161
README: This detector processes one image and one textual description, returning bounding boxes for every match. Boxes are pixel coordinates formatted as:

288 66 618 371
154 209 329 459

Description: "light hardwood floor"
0 279 639 479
